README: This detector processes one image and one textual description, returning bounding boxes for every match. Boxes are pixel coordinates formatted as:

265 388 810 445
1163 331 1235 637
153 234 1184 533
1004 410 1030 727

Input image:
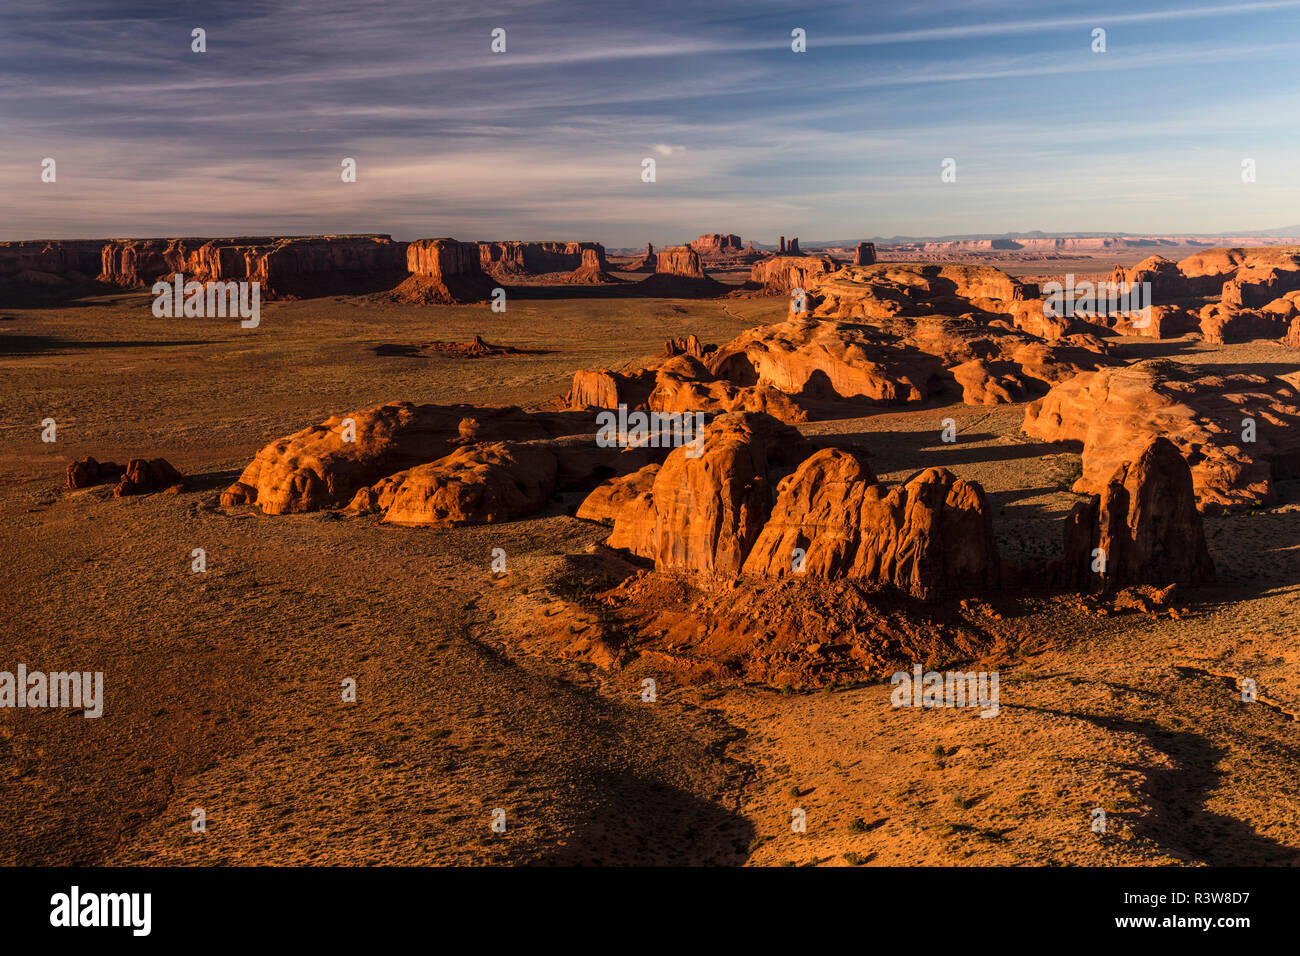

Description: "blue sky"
3 0 1300 245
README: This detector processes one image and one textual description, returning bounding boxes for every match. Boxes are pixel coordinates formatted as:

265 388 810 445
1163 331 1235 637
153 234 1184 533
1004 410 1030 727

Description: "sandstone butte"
1024 358 1300 511
590 412 1211 599
653 245 707 279
853 242 877 267
627 243 657 272
477 241 606 276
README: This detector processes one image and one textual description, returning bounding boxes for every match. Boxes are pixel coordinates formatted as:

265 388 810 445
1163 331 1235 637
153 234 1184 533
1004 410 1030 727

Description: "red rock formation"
391 238 493 303
1197 302 1287 344
787 237 801 255
0 240 106 288
477 241 606 276
99 235 408 298
563 247 620 284
350 441 558 526
221 402 593 514
708 318 943 405
1059 437 1214 592
1024 359 1300 511
113 458 184 497
853 242 877 267
778 237 786 254
627 243 657 272
577 463 661 523
608 412 812 575
748 256 835 294
65 456 125 489
689 234 743 257
653 246 706 279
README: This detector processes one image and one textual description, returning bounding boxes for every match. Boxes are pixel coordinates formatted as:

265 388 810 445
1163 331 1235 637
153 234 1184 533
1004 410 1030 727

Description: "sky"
3 0 1300 246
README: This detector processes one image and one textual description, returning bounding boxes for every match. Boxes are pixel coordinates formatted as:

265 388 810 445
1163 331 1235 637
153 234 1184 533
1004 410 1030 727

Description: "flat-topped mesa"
749 256 835 294
98 235 408 298
853 242 877 267
689 233 743 257
1024 358 1300 512
0 239 107 287
390 238 494 304
477 241 606 276
654 245 707 279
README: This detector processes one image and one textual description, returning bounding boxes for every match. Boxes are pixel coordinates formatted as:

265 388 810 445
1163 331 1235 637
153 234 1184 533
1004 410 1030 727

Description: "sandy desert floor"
2 277 1299 865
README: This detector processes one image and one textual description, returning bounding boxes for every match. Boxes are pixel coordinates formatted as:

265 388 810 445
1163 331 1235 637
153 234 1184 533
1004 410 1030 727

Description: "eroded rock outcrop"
100 235 408 298
748 256 835 294
689 234 743 257
221 402 594 514
1058 437 1214 591
608 412 812 575
1024 359 1300 511
114 458 185 497
0 240 107 289
65 456 126 490
654 246 706 279
853 242 877 267
349 441 558 526
477 241 606 276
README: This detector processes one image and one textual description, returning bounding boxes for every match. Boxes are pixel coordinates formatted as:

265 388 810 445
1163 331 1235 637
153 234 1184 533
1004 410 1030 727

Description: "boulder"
113 458 184 497
65 456 126 489
1059 437 1214 592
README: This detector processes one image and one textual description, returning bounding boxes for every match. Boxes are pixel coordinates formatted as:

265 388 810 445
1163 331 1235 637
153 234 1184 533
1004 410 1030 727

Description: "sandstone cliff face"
689 234 743 257
748 256 835 294
477 241 605 276
600 422 1000 599
1024 359 1300 511
391 238 493 303
0 240 106 286
1059 437 1214 592
853 242 877 267
654 246 706 278
98 235 408 298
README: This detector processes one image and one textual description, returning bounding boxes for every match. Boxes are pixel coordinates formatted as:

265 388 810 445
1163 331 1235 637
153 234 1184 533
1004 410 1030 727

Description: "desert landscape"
3 232 1299 869
4 3 1300 909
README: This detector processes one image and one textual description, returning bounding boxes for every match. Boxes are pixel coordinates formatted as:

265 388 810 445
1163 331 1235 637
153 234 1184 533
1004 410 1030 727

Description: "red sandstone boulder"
1059 437 1214 592
349 441 558 526
65 456 126 490
221 402 593 514
113 458 184 497
577 462 661 523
